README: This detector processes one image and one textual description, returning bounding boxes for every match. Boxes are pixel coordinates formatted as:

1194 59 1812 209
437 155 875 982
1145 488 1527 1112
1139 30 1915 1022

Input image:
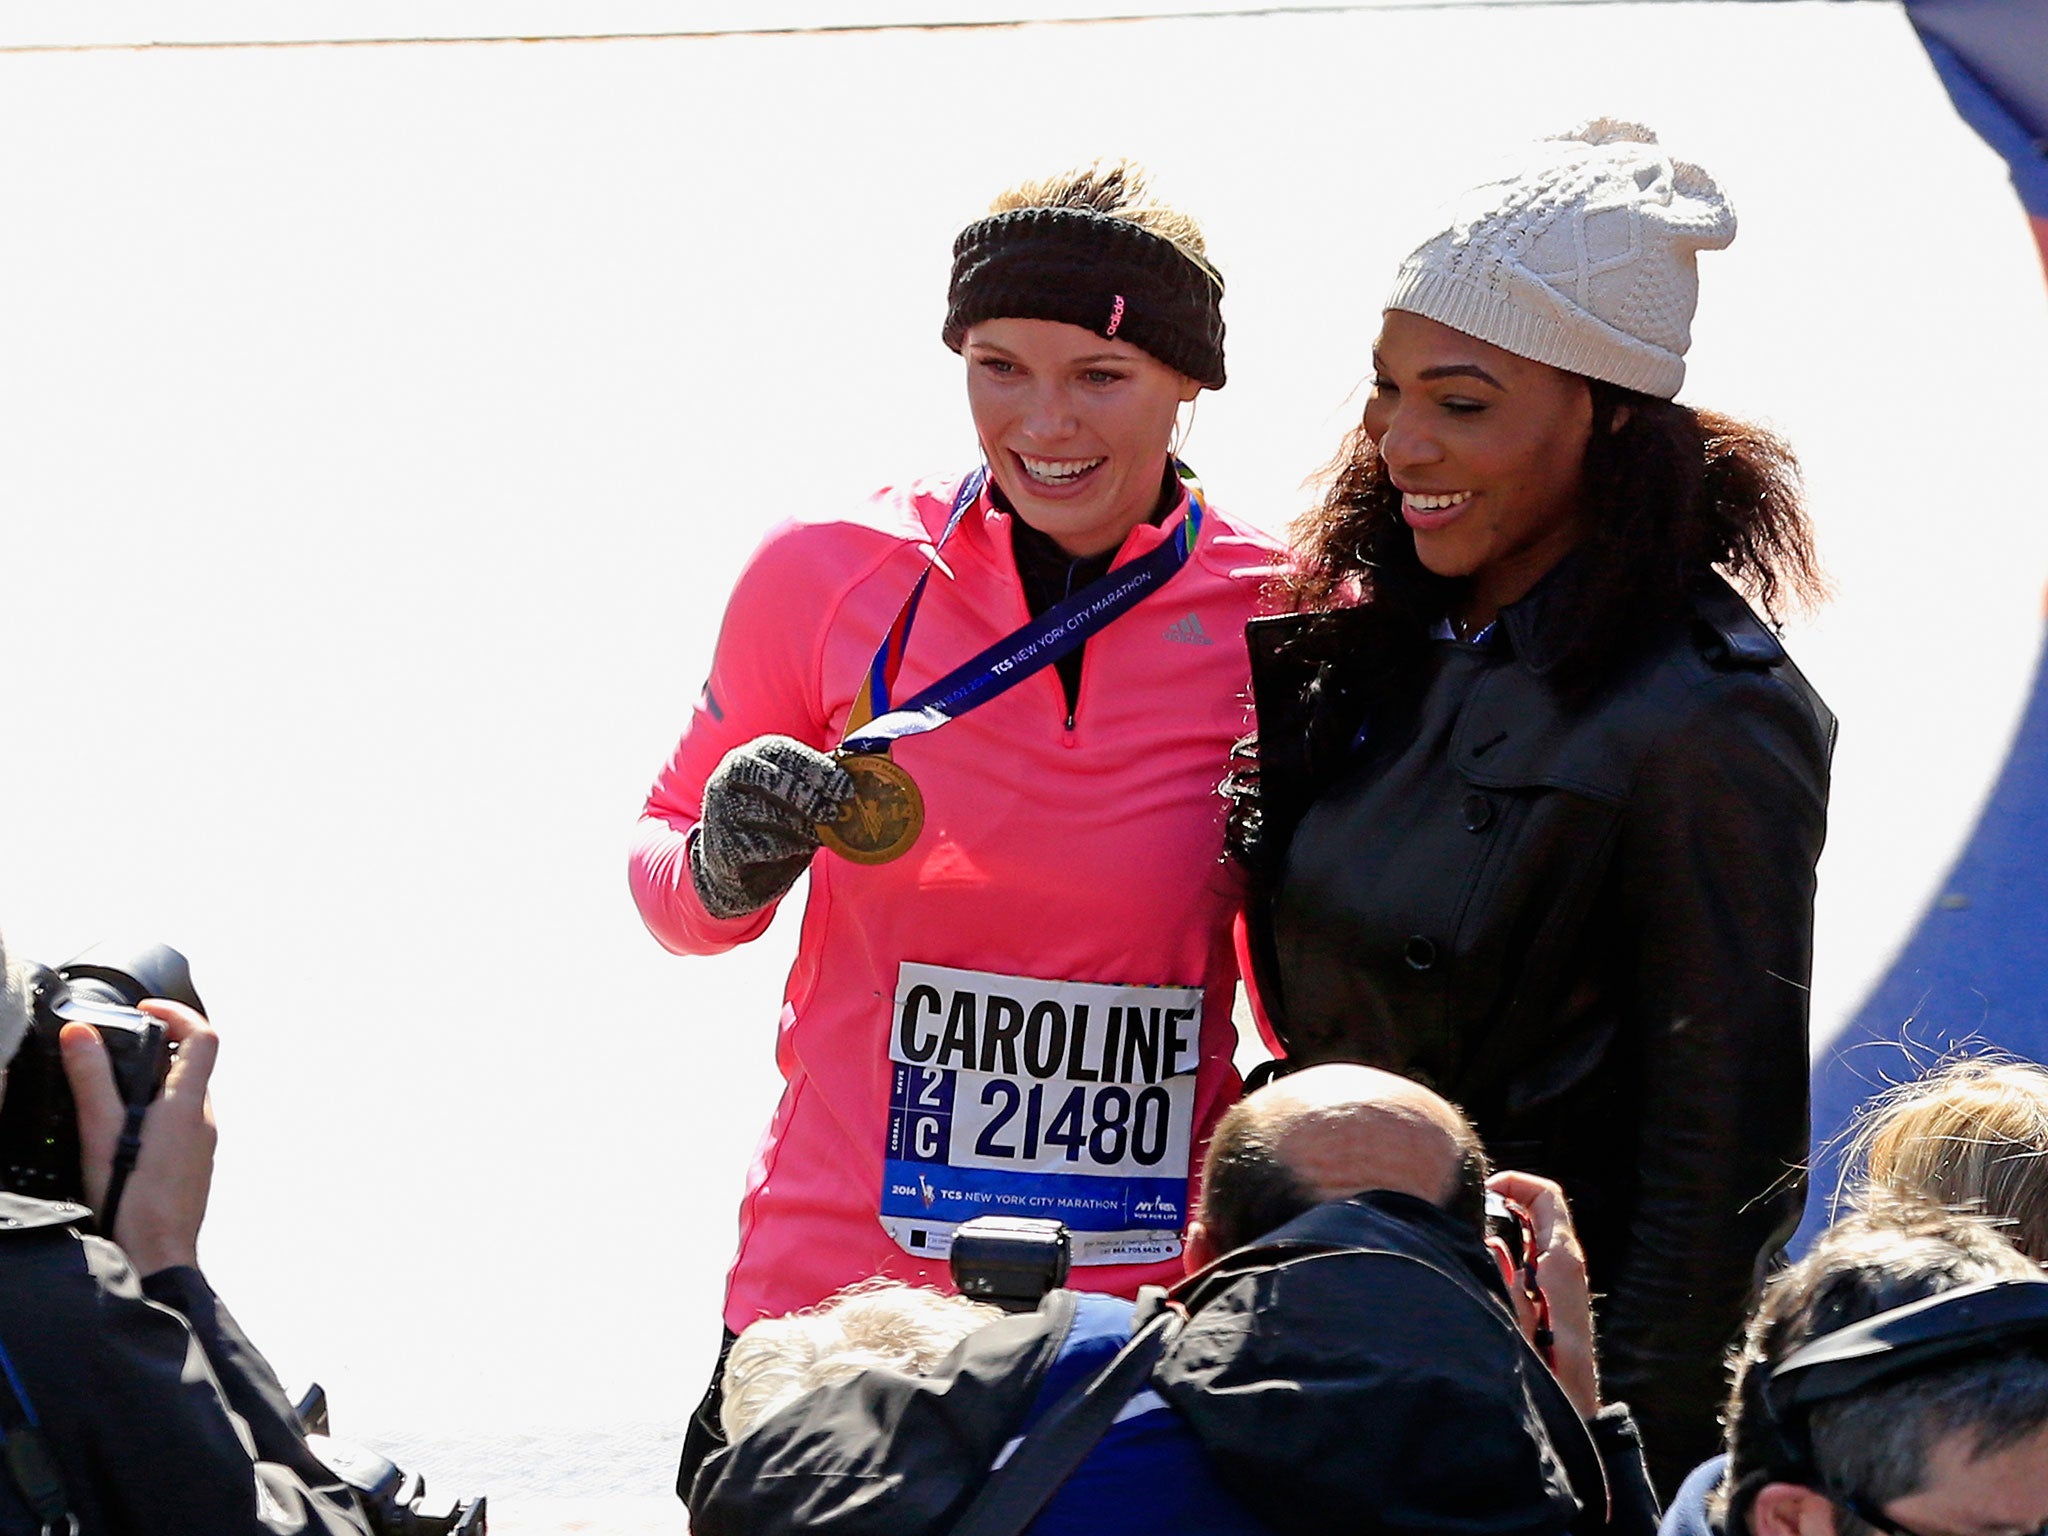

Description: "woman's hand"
60 998 218 1276
691 735 855 918
1488 1168 1602 1419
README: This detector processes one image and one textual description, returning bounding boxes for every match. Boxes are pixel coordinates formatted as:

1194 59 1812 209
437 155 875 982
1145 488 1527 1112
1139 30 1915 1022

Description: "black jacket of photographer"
693 1189 1658 1536
0 1192 370 1536
1234 566 1834 1491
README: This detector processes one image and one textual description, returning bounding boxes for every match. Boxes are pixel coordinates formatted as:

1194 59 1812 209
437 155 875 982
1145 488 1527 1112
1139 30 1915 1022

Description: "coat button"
1462 793 1495 832
1404 936 1438 971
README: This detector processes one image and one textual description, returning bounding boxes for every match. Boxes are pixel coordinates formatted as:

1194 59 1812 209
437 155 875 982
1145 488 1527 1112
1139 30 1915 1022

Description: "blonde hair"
988 158 1214 280
719 1279 1001 1442
1847 1054 2048 1263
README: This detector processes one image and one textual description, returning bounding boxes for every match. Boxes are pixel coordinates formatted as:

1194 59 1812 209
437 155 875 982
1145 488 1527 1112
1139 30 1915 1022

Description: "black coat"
1239 573 1834 1494
1156 1191 1656 1536
0 1193 369 1535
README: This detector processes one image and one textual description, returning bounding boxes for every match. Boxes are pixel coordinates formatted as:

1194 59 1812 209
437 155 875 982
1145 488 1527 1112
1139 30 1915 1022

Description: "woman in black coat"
1231 122 1833 1496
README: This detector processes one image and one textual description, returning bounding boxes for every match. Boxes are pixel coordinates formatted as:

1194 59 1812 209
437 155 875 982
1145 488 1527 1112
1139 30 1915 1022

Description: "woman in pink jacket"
629 162 1282 1490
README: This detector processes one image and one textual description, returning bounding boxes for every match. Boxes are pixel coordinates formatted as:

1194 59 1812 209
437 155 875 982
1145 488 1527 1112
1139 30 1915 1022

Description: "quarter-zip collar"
964 460 1192 575
1009 514 1116 619
994 464 1187 729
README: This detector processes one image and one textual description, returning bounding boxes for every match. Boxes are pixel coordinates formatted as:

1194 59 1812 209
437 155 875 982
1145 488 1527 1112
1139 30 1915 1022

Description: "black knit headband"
942 205 1227 389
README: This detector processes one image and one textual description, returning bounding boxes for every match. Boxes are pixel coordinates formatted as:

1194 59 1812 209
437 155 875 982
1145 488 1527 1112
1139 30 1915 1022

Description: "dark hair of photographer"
1196 1087 1490 1258
1718 1200 2048 1535
1186 1065 1620 1434
1174 1064 1659 1533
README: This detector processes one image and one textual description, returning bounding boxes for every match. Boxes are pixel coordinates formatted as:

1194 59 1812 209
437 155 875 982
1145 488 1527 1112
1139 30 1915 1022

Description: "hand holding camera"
0 944 211 1259
1488 1170 1601 1419
60 998 216 1275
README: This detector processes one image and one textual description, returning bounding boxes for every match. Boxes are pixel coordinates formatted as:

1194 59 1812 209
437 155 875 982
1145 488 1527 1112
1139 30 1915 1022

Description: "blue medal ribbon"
842 461 1209 754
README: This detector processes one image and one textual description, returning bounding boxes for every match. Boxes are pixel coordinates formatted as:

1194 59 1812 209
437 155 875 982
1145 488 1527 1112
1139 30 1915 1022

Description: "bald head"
1188 1064 1488 1267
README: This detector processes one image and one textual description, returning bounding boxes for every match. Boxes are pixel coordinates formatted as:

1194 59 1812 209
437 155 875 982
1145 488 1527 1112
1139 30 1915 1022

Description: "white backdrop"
0 2 2042 1526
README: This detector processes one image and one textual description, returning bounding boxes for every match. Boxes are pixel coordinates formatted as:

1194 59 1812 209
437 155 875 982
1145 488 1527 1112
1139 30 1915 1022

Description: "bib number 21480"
972 1078 1173 1167
879 962 1204 1266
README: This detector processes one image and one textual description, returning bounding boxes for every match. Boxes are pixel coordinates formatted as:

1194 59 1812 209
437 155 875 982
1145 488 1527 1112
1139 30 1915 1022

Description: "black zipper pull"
1065 560 1082 732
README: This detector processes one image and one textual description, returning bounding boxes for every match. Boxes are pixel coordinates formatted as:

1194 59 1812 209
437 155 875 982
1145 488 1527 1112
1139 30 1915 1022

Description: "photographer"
1663 1201 2048 1536
0 944 372 1535
694 1064 1659 1535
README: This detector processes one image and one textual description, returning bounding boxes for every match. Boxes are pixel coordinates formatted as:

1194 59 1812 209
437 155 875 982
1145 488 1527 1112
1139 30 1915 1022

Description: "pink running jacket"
631 473 1284 1330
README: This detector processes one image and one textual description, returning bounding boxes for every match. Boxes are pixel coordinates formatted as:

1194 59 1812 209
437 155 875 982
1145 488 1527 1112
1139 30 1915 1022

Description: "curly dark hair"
1288 382 1826 692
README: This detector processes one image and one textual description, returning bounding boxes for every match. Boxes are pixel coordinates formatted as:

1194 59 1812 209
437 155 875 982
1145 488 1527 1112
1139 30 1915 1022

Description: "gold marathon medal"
817 752 925 866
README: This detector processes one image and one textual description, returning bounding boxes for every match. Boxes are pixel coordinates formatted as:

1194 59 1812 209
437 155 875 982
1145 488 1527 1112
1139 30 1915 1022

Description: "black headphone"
1761 1277 2048 1482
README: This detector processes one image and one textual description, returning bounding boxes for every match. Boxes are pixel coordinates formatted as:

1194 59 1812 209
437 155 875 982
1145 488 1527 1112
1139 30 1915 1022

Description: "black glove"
690 736 855 919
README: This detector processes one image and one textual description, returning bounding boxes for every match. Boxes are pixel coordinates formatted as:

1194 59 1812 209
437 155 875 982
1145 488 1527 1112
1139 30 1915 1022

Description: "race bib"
878 962 1204 1266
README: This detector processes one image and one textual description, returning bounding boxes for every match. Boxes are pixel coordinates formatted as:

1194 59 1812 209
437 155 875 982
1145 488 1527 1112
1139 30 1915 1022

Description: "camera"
0 942 205 1205
1484 1189 1530 1271
295 1386 487 1536
949 1216 1072 1312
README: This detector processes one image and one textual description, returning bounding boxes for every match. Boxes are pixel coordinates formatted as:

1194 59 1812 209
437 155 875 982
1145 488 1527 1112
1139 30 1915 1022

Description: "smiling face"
964 316 1202 559
1364 309 1597 627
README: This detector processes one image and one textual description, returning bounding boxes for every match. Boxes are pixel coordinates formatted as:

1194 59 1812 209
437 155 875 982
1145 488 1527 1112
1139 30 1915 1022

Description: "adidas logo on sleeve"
1163 614 1213 646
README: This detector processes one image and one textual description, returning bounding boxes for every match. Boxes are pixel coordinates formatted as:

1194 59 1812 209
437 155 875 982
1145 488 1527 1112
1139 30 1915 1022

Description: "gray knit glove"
690 735 856 919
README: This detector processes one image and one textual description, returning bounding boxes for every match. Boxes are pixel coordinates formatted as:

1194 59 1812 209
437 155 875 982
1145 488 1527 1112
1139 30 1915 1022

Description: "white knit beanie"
1385 120 1736 400
0 929 30 1070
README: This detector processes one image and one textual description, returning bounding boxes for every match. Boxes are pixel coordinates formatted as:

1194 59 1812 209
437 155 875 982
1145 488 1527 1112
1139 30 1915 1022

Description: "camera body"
948 1216 1072 1312
0 943 204 1204
295 1386 488 1536
1484 1189 1528 1269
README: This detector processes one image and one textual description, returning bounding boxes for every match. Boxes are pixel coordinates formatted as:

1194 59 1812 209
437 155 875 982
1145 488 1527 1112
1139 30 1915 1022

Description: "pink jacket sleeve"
628 518 859 955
